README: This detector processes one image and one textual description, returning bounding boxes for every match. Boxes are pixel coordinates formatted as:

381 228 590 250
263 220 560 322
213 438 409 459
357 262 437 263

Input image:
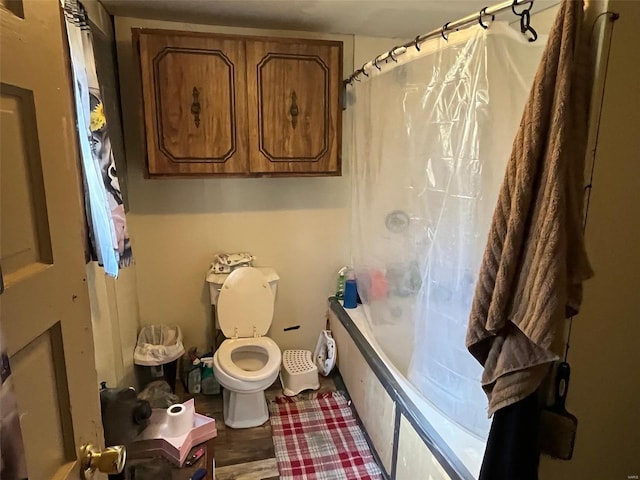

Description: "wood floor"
133 374 338 480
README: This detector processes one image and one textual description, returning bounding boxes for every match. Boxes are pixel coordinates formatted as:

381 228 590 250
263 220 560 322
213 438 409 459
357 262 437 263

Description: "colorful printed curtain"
62 0 132 277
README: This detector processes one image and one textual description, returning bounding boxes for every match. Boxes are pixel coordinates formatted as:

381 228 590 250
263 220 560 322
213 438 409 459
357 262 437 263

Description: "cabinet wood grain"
135 30 342 177
246 39 342 175
137 30 249 176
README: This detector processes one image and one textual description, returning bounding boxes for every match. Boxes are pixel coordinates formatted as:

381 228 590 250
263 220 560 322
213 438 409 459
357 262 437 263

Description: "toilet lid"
217 267 274 338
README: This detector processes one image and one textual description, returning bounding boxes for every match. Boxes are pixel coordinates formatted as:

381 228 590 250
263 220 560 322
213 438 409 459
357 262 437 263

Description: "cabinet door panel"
138 31 249 176
247 40 342 175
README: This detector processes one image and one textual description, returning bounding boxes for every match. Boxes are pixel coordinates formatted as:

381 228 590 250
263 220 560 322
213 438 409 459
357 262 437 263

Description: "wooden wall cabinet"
136 29 343 177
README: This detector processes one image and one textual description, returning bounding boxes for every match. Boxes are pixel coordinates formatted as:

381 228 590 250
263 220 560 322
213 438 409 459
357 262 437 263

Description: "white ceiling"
99 0 532 38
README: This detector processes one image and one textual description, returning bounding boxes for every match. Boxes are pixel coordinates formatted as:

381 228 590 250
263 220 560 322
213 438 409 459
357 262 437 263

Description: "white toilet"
209 267 282 428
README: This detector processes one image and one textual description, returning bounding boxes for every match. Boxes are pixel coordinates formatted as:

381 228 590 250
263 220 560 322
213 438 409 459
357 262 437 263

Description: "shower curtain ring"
511 0 523 16
479 7 495 29
414 35 421 51
373 55 382 70
360 64 369 77
511 0 535 17
519 9 538 42
441 22 450 41
388 47 398 62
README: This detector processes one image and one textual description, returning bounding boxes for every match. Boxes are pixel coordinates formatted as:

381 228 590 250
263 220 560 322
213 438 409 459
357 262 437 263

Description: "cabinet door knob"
191 87 201 128
289 90 299 129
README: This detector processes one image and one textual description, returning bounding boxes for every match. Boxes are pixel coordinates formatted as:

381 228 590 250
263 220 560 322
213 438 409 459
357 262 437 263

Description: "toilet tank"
206 267 279 306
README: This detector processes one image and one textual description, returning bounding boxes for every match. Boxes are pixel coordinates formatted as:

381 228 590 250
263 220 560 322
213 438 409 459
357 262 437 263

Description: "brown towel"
466 0 593 416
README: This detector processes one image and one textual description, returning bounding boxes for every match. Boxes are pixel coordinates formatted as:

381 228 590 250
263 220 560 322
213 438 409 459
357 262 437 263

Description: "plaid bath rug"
268 391 383 480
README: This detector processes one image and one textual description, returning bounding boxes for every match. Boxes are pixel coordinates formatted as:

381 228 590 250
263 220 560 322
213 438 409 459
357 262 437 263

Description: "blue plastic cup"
343 279 358 309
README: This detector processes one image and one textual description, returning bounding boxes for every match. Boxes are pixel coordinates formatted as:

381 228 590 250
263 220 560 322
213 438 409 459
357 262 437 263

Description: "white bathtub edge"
330 299 485 479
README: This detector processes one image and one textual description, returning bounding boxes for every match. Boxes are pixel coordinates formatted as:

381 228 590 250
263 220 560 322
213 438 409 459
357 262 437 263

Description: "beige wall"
540 1 640 478
86 263 139 388
113 16 404 354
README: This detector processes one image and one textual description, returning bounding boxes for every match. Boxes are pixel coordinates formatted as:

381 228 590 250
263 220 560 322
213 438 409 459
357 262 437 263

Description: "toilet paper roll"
164 403 194 437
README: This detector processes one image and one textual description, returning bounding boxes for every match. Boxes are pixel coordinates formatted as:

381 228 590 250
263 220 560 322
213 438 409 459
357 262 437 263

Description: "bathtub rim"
330 297 475 480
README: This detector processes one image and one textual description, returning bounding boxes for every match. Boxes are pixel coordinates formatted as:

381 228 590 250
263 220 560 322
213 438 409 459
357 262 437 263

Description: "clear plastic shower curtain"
350 23 545 438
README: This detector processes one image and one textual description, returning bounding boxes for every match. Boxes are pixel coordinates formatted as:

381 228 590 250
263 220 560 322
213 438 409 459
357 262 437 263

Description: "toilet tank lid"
217 267 275 338
206 266 279 286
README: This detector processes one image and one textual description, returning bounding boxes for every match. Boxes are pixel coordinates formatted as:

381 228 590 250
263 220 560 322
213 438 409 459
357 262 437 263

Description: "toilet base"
223 388 269 429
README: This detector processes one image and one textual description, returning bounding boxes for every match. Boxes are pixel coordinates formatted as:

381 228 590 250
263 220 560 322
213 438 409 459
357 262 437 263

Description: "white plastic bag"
134 325 185 366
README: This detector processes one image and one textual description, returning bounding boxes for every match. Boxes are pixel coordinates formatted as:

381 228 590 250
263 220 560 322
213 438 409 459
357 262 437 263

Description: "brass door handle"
80 444 126 480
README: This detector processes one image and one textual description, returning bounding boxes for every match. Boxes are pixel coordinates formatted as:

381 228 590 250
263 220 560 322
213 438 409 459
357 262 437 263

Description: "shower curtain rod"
344 0 536 85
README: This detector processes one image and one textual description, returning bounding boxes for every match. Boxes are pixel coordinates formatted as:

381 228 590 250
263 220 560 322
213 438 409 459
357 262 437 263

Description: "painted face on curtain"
89 90 132 266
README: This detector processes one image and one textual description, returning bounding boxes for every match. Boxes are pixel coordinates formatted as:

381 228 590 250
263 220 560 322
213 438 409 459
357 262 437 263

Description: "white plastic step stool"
280 349 320 396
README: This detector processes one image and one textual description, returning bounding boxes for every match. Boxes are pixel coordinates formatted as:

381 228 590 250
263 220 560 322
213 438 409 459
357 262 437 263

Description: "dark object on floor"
540 361 578 459
138 380 179 408
135 360 179 392
126 460 172 480
479 390 541 480
100 384 152 446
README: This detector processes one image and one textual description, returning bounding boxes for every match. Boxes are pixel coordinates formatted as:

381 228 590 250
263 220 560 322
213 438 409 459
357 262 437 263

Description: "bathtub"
328 298 485 480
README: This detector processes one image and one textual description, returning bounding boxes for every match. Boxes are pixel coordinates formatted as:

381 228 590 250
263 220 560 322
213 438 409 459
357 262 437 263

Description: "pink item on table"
128 399 217 466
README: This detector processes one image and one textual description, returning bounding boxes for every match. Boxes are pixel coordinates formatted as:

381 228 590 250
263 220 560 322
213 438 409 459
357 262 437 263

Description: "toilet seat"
216 337 280 382
217 267 274 339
